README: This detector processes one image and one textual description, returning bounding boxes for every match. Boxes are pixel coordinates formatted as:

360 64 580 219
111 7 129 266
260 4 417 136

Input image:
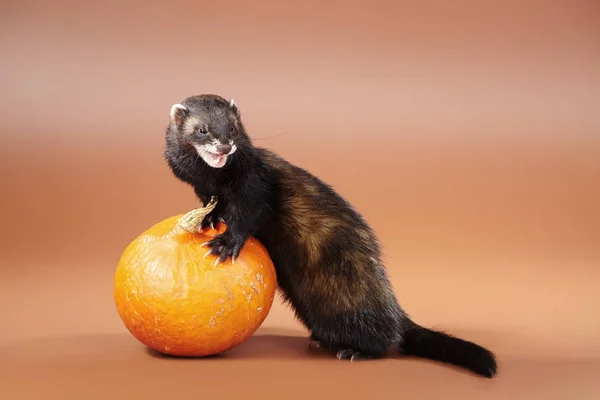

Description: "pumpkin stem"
176 196 218 233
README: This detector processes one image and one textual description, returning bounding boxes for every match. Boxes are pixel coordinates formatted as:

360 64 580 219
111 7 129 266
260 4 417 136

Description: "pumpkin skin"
114 207 277 357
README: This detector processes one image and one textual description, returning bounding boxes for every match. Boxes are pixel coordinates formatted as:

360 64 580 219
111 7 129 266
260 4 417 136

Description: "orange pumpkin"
114 197 277 357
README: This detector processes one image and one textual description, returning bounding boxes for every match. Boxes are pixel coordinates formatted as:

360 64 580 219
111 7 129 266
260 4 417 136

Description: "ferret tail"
399 317 498 378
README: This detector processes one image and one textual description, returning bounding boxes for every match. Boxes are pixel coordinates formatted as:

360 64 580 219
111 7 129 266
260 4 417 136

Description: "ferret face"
169 94 244 169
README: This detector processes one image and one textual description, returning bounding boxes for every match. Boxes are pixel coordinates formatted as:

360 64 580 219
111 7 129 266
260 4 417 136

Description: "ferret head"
168 94 247 169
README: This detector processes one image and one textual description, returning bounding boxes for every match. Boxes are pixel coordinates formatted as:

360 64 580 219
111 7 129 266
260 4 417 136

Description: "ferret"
163 94 498 378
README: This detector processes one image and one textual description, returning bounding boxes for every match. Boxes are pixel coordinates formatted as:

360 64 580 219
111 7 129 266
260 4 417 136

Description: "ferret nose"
217 143 232 154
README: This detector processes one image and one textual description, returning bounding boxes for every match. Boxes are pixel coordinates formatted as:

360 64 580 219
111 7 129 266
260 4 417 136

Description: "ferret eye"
229 127 235 134
197 128 208 135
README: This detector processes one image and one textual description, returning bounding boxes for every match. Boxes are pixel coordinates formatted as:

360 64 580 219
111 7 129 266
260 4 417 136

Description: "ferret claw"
203 249 214 258
336 348 366 361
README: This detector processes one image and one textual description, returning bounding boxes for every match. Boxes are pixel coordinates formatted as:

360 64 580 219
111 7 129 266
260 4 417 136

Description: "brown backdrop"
1 0 599 398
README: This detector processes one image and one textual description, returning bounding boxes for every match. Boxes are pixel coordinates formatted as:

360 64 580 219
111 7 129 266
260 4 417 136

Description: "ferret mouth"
194 145 230 168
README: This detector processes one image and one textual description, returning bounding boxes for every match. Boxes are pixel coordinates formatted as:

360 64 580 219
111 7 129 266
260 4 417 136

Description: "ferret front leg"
203 187 269 264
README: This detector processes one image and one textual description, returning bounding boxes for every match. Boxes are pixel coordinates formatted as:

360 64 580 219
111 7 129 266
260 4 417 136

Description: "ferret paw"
198 213 220 231
336 348 371 362
308 333 321 349
202 232 245 265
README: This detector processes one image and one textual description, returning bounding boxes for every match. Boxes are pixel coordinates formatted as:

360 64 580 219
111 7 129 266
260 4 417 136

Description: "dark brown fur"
261 151 395 317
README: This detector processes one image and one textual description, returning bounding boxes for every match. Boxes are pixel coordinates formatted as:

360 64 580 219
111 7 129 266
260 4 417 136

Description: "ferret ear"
170 104 188 129
229 99 240 116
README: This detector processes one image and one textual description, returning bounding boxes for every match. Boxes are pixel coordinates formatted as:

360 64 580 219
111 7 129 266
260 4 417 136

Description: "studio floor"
1 260 599 400
2 330 599 399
